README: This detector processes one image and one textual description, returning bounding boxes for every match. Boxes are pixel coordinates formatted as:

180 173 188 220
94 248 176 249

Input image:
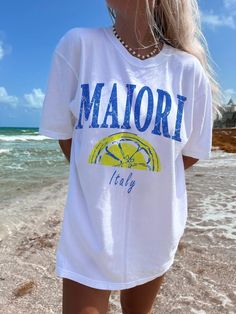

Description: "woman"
40 0 222 313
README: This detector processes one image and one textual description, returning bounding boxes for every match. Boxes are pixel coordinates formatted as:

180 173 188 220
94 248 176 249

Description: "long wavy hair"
107 0 224 119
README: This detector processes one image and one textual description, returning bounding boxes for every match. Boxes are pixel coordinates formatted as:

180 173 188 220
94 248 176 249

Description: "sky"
0 0 235 127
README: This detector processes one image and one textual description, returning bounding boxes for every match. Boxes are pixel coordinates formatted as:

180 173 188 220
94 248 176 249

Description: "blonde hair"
108 0 224 119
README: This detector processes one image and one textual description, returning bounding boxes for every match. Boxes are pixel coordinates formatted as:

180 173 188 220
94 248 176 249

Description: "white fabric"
39 26 213 290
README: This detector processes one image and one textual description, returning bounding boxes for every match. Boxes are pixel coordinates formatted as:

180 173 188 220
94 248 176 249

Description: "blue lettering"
171 94 187 142
101 83 120 128
134 86 154 132
108 170 136 193
121 84 136 129
151 89 171 138
75 82 186 143
76 83 104 129
109 170 117 184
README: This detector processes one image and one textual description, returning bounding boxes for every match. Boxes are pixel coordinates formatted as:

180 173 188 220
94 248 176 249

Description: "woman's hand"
58 139 72 163
182 155 199 170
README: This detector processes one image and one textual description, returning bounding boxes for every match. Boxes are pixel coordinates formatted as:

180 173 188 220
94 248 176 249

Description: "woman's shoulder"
54 27 104 57
168 44 197 63
166 44 206 77
58 27 104 44
64 26 104 36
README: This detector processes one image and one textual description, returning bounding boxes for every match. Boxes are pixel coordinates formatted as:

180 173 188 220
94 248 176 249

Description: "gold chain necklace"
112 25 161 60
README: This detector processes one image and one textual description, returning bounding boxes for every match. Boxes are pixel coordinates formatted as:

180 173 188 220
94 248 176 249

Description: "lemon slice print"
88 132 161 172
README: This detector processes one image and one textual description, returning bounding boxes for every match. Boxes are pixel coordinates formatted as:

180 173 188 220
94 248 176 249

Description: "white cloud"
0 87 18 106
224 88 236 103
24 88 45 108
0 87 45 109
0 31 12 61
224 0 236 14
201 1 236 29
0 41 5 60
201 11 236 29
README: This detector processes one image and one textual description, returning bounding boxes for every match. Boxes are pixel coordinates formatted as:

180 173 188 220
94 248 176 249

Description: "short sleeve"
182 65 213 160
39 33 78 139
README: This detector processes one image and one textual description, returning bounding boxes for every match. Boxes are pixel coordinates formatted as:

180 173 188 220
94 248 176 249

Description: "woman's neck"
114 14 158 51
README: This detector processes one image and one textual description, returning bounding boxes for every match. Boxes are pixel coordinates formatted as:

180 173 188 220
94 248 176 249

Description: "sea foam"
0 135 50 142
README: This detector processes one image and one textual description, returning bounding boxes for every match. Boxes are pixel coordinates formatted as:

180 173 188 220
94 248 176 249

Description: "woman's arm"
182 155 199 170
58 139 72 162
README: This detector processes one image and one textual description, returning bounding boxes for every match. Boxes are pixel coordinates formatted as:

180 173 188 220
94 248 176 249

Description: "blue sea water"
0 127 69 202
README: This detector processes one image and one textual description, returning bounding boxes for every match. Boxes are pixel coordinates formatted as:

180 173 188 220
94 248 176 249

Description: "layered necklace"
112 25 162 60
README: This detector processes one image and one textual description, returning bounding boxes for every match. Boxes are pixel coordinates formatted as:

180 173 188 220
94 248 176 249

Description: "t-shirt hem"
39 128 73 140
182 149 211 160
55 259 174 290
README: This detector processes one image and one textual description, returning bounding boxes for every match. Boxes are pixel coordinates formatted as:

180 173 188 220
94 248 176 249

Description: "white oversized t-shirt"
39 26 213 290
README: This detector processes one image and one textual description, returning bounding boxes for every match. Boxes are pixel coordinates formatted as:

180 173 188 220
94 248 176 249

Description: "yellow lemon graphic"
88 132 161 172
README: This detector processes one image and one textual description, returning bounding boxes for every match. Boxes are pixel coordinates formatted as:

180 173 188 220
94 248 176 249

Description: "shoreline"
0 150 235 313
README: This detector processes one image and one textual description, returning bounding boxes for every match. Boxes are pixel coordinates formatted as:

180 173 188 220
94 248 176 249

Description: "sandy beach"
0 130 236 313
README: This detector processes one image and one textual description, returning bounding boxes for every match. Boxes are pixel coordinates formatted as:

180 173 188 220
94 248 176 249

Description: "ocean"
0 127 69 202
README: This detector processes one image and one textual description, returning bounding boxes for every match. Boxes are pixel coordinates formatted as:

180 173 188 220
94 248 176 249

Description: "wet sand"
0 149 235 313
